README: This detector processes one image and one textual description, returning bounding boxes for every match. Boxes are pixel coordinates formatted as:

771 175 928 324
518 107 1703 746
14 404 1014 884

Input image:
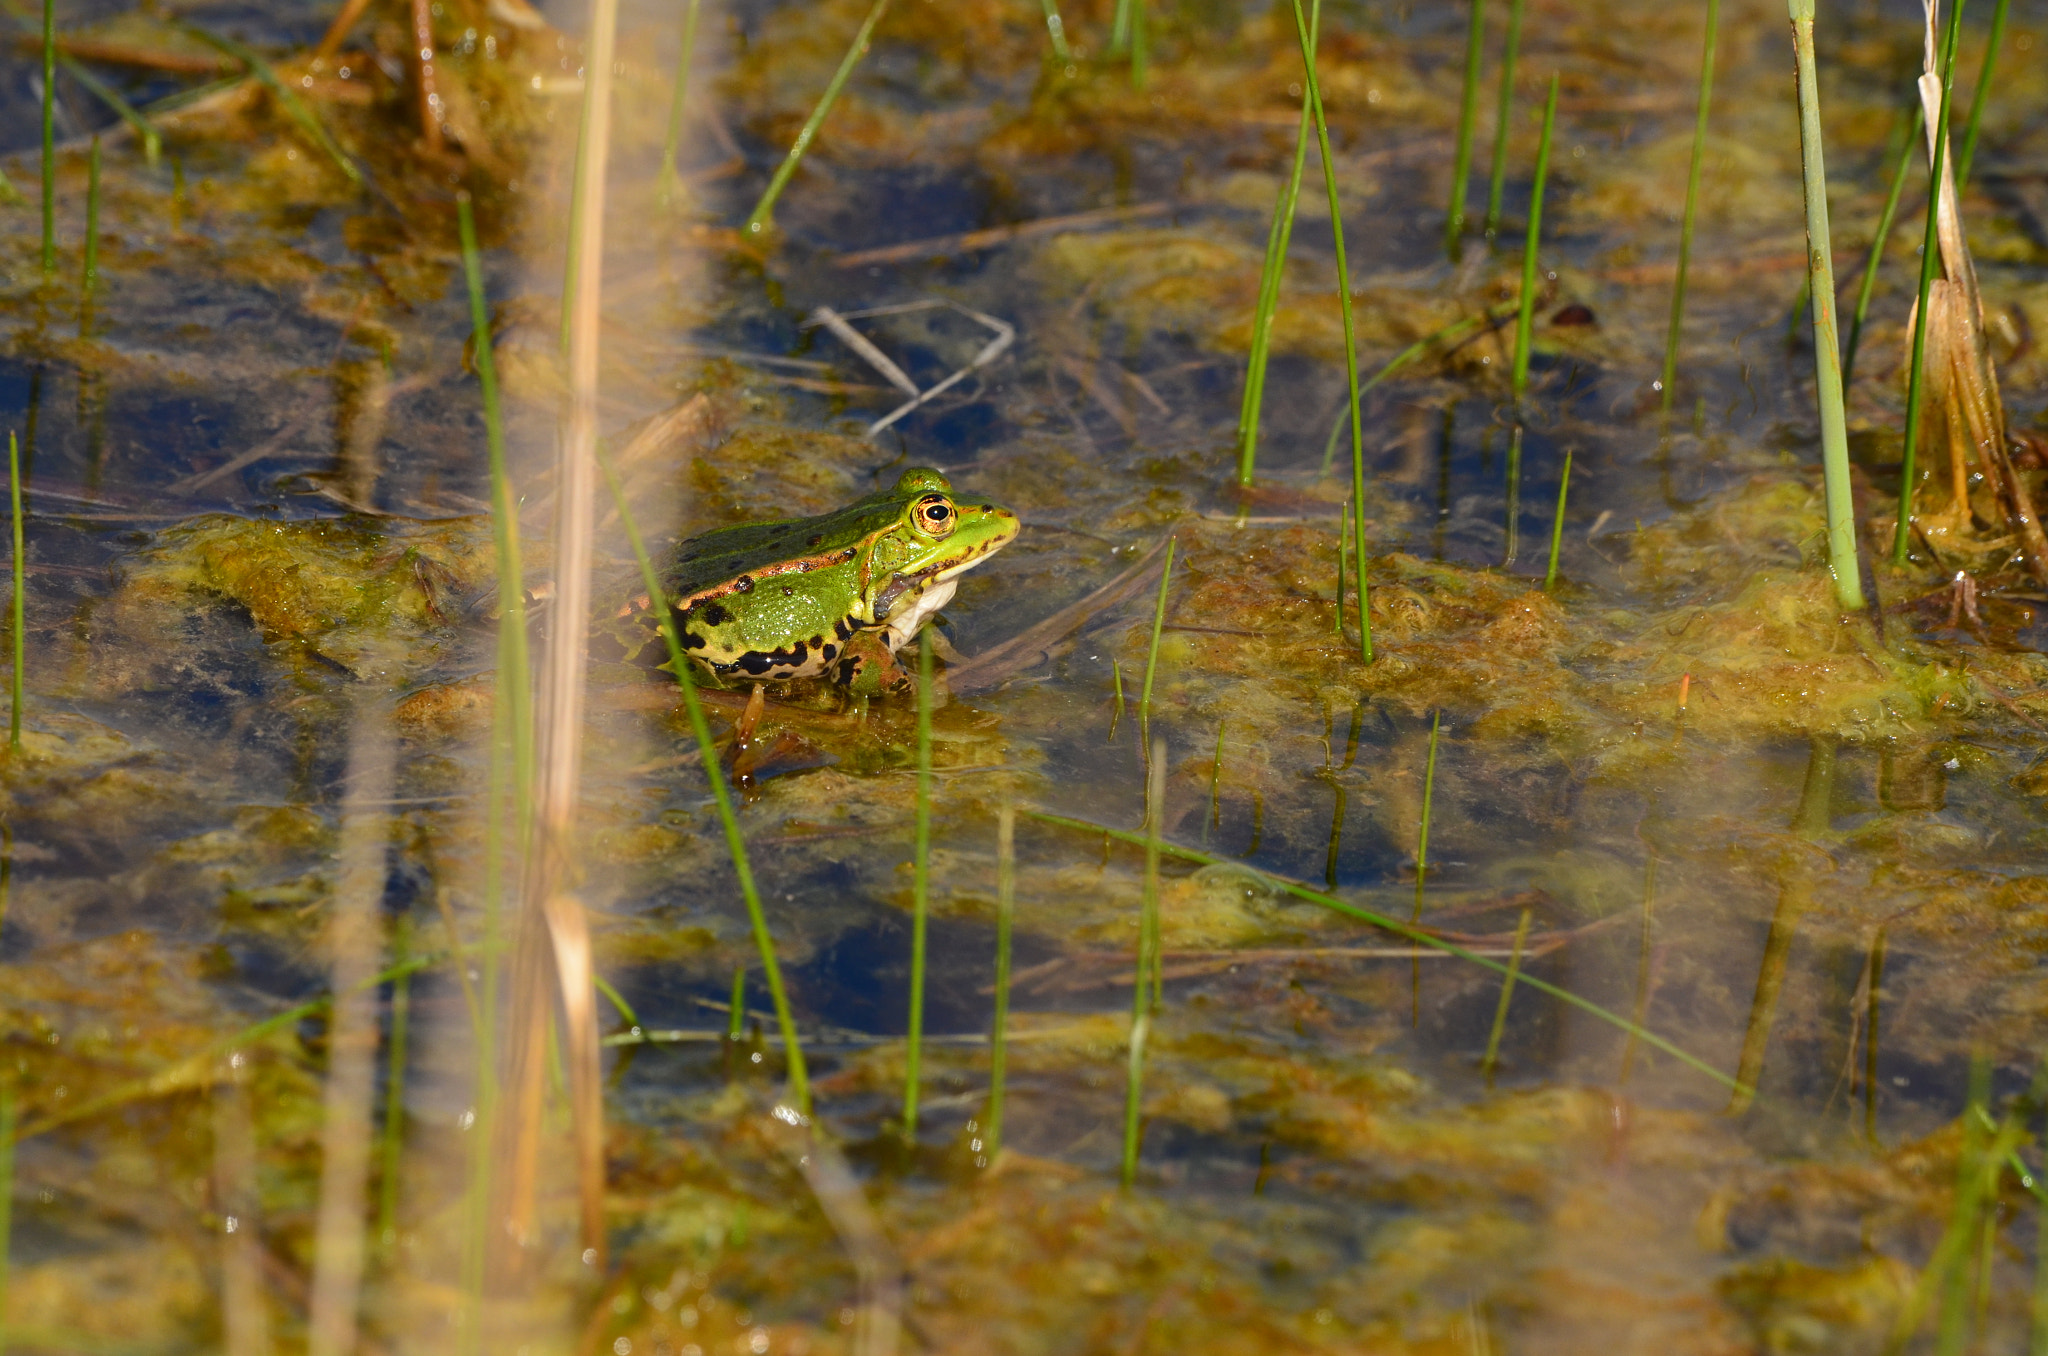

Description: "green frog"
606 468 1019 695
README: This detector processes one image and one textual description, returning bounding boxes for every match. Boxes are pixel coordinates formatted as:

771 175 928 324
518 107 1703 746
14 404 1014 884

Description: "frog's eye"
915 496 956 536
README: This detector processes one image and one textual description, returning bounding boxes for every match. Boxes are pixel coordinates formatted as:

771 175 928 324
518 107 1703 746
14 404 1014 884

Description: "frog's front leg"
833 627 914 696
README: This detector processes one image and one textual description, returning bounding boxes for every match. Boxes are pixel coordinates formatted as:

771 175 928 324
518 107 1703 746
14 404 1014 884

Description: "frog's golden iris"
624 469 1018 695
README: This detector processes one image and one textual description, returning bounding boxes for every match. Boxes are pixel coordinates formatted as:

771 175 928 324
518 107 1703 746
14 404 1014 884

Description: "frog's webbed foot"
833 629 914 696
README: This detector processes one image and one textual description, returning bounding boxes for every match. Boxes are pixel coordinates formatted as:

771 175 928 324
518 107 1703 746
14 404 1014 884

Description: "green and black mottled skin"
600 468 1019 695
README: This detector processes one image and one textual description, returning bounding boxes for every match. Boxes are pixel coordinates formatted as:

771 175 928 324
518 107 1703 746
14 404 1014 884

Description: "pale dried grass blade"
306 702 395 1356
215 1062 273 1356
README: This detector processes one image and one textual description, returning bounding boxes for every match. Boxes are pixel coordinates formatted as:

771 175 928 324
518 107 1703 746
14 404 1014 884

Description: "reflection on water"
2 0 2048 1349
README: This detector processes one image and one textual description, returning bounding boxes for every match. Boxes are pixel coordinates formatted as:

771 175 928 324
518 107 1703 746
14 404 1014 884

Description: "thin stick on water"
1445 0 1486 258
600 454 810 1115
1028 809 1750 1095
1787 0 1867 609
1110 660 1125 734
1235 0 1318 488
1288 0 1372 662
1479 908 1533 1087
1892 0 1963 570
743 0 891 237
903 627 935 1141
1482 0 1526 238
1953 0 2010 193
79 137 100 330
727 966 746 1044
1137 537 1176 741
1843 103 1923 393
306 708 395 1356
1544 448 1571 590
1510 74 1558 405
1142 736 1166 1010
8 432 22 752
1036 0 1072 62
1659 0 1721 416
39 0 53 277
1120 1012 1149 1187
655 0 704 207
986 805 1015 1159
376 930 412 1261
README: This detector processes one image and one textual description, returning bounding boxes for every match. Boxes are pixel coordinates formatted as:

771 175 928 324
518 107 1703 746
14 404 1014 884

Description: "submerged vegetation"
1 0 2048 1350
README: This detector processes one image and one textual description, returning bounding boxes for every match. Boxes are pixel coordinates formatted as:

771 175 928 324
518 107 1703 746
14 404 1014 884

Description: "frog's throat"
879 577 958 652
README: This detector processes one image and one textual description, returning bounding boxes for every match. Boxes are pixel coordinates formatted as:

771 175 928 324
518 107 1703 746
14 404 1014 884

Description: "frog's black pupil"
926 505 948 520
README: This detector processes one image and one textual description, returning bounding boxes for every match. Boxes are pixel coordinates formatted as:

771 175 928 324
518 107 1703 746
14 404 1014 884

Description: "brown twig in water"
833 202 1172 268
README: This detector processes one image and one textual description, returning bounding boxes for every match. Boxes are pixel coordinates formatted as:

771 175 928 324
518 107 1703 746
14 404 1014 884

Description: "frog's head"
862 468 1019 617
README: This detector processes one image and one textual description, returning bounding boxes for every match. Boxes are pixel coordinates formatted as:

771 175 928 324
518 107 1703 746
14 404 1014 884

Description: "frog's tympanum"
618 469 1019 695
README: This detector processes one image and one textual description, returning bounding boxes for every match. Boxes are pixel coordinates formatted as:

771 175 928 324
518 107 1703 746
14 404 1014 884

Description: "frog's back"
665 517 824 602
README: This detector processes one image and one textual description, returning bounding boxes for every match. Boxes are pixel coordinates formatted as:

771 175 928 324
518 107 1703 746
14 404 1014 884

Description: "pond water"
5 0 2048 1350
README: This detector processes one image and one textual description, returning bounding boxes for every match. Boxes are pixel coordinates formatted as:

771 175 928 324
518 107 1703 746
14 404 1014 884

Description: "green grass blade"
1510 74 1558 404
1143 737 1165 1010
0 167 21 207
727 966 746 1043
1111 0 1132 53
1482 0 1525 238
1786 0 1866 610
39 0 53 276
1318 308 1505 475
1502 423 1523 567
1025 809 1748 1095
0 1084 11 1352
1130 0 1147 88
1445 0 1486 257
0 1 168 168
904 627 934 1140
1954 0 2010 193
1288 0 1371 662
743 0 891 236
1333 498 1347 635
180 24 365 189
1544 447 1571 590
1205 722 1224 845
656 0 704 206
987 805 1015 1158
1659 0 1720 415
1137 537 1175 740
1412 710 1441 923
597 452 811 1115
1120 1012 1149 1187
1480 907 1532 1085
8 430 22 753
1892 0 1964 569
1037 0 1072 62
1237 42 1315 488
1843 103 1922 394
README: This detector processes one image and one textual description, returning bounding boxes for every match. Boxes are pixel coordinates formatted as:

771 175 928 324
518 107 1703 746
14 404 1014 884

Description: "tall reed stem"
1037 0 1071 60
7 431 21 753
1893 0 1963 569
1235 0 1317 488
1843 104 1922 393
986 805 1015 1158
39 0 53 277
1510 74 1558 404
1288 0 1370 662
1482 0 1525 238
1787 0 1866 609
600 456 811 1117
1954 0 2009 193
903 628 934 1140
1445 0 1485 258
656 0 704 206
1544 448 1571 590
1137 537 1175 741
1659 0 1720 415
1120 1014 1149 1186
744 0 891 236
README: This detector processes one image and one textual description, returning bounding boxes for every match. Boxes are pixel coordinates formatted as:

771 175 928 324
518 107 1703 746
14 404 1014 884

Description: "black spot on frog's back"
697 600 731 627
